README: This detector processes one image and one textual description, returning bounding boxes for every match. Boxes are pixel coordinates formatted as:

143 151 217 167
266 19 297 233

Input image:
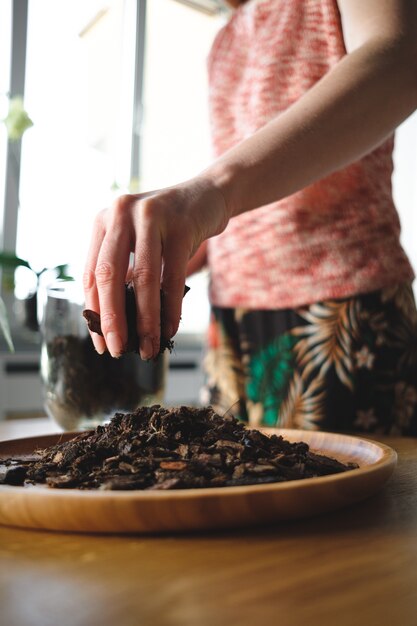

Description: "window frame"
1 0 28 258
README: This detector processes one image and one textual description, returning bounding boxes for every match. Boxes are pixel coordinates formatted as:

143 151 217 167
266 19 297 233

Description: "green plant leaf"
54 264 73 280
0 251 31 270
0 296 14 352
3 96 34 141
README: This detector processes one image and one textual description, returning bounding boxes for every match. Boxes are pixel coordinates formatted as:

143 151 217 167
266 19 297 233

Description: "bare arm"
206 0 417 217
84 0 417 360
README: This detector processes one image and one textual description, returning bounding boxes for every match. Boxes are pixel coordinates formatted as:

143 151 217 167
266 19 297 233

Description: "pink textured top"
206 0 414 309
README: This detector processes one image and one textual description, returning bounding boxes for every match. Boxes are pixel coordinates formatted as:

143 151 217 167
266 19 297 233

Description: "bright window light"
13 0 222 335
0 0 12 232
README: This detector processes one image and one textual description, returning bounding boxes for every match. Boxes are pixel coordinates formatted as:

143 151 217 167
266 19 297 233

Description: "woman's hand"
83 176 229 360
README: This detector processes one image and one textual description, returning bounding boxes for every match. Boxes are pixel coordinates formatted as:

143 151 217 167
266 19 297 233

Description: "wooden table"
1 419 417 626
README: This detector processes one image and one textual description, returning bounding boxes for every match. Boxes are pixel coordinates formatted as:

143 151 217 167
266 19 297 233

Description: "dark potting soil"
0 405 358 490
43 334 164 422
83 283 190 355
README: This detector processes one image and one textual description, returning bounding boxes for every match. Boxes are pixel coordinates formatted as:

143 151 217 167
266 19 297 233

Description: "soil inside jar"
43 335 165 429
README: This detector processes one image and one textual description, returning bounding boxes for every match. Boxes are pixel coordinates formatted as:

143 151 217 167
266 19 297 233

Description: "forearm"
205 36 417 218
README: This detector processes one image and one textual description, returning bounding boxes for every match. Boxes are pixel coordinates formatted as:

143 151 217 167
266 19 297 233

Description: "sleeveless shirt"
206 0 414 309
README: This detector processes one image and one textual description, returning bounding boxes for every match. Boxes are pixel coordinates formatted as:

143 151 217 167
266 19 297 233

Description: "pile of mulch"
0 405 358 490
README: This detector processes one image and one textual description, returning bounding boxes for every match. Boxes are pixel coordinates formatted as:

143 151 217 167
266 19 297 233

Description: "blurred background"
0 0 416 419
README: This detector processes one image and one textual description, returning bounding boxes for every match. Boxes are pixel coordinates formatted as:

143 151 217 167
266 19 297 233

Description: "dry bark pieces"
1 405 358 490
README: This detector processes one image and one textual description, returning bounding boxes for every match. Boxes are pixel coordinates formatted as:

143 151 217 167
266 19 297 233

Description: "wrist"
200 160 240 219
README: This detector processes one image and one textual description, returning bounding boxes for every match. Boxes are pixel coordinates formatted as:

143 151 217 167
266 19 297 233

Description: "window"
4 0 414 341
141 0 221 190
0 0 12 247
140 0 224 333
1 0 225 338
17 0 136 281
393 112 417 285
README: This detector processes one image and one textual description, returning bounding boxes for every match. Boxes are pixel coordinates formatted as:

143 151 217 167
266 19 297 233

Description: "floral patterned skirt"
201 283 417 436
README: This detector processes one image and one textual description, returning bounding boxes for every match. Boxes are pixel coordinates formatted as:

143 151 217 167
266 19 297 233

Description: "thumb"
186 241 208 277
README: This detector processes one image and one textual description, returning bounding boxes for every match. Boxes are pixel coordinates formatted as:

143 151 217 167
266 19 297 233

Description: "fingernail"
140 335 154 361
92 335 106 355
106 332 123 358
165 324 174 340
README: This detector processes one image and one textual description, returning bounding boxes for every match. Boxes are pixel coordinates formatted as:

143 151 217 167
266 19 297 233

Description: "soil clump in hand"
83 283 190 355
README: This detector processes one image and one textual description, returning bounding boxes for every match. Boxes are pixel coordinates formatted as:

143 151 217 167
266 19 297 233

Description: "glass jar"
40 280 167 431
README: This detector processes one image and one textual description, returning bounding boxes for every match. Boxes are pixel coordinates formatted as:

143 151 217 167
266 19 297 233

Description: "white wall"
393 111 417 295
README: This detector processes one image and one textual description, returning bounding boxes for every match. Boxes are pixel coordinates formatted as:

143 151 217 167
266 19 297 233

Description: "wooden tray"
0 429 397 534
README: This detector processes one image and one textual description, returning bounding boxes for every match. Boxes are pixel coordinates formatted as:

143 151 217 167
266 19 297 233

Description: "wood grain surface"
0 420 416 626
0 429 396 533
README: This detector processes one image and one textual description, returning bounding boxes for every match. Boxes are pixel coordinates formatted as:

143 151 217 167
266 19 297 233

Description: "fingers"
85 184 208 361
161 240 190 341
133 193 197 358
83 211 107 354
186 240 208 277
95 201 132 357
132 199 163 360
84 199 132 358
